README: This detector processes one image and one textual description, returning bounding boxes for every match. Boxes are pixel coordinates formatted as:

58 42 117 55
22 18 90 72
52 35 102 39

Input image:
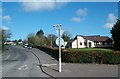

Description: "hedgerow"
37 46 120 64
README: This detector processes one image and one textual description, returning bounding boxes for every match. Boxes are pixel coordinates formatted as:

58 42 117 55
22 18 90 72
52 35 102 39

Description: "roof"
76 35 112 42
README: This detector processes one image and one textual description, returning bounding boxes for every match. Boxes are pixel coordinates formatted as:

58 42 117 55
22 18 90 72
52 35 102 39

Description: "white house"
72 35 112 48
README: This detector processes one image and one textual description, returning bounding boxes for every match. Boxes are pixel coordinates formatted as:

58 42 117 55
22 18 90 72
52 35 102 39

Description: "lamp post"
53 24 62 72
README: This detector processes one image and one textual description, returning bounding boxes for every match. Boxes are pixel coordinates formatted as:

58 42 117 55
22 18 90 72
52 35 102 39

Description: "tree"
1 28 11 48
18 39 22 42
27 32 46 47
47 34 57 48
62 31 71 48
111 19 120 51
0 29 2 50
36 29 44 37
0 28 11 50
27 33 38 47
2 29 11 42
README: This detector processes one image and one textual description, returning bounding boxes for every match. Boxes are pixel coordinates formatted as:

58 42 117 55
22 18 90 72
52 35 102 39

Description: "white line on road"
5 55 10 60
18 65 28 70
42 64 57 67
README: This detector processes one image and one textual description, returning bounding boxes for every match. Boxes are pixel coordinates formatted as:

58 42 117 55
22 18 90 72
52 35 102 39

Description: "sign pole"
53 24 64 72
58 28 61 72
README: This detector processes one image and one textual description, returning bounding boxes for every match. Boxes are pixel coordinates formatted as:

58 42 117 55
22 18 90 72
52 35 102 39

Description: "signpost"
55 38 64 47
56 29 64 37
53 24 64 72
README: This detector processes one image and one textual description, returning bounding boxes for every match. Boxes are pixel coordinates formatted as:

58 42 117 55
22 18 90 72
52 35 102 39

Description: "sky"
1 1 119 40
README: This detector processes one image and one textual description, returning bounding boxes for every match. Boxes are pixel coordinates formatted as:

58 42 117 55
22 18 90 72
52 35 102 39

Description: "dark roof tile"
83 36 112 42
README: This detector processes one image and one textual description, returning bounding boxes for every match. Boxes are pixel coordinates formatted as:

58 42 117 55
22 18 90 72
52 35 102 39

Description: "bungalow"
72 35 112 48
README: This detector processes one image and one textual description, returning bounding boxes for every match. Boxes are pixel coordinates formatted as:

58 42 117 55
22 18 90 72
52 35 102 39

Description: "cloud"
71 17 83 22
104 23 115 28
2 15 11 21
20 0 55 2
21 2 55 12
76 8 87 16
20 0 66 12
104 13 117 28
2 26 9 30
71 8 87 23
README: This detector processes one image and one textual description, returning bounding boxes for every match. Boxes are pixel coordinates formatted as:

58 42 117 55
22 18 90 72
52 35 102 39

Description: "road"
2 45 49 77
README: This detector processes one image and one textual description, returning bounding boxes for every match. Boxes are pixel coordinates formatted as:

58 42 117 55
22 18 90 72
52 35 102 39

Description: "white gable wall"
87 40 95 48
77 36 86 48
72 40 77 48
72 36 95 48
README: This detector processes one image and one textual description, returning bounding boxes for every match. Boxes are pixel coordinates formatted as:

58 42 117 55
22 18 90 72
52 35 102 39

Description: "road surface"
2 45 48 77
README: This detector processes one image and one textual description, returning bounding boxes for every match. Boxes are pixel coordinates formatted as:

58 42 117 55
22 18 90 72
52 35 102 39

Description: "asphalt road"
2 45 48 77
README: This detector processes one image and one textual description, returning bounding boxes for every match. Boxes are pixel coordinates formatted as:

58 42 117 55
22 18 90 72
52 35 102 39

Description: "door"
89 42 91 48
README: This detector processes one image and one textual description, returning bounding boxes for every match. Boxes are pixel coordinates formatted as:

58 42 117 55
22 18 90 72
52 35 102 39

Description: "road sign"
56 29 64 37
61 41 68 48
55 38 64 46
64 42 67 46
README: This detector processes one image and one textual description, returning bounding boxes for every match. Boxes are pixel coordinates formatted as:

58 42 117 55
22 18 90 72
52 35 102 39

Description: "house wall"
72 36 94 48
94 42 112 48
72 36 112 48
87 40 95 48
72 40 77 48
77 36 86 48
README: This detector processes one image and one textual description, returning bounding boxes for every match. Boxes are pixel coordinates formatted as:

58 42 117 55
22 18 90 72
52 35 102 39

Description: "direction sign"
56 29 64 37
55 38 64 46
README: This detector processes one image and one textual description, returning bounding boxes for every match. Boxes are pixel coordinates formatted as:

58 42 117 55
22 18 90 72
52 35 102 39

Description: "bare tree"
47 34 57 48
0 28 12 49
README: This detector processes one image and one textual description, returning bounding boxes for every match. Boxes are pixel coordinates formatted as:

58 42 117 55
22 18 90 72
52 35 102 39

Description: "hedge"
37 46 120 64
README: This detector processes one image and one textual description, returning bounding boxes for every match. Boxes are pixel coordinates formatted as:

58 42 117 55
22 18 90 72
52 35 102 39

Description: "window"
105 42 107 45
102 42 109 45
107 42 111 45
80 42 82 45
96 42 99 46
94 42 97 45
102 42 105 45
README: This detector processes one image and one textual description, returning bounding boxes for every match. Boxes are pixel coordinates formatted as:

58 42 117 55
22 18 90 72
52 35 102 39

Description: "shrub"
37 46 120 64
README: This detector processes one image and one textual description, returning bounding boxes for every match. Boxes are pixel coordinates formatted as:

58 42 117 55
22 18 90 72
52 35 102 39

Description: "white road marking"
18 65 28 70
6 55 10 60
42 64 57 67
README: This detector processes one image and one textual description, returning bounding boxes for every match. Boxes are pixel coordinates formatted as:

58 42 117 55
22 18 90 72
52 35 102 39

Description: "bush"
37 46 120 64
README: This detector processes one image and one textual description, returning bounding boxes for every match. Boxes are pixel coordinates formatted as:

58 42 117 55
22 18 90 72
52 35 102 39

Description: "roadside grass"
66 48 113 52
